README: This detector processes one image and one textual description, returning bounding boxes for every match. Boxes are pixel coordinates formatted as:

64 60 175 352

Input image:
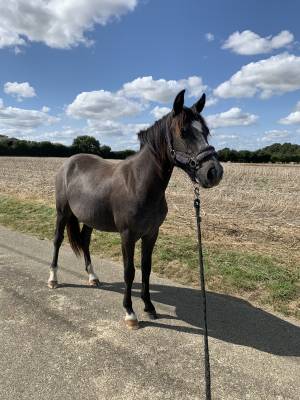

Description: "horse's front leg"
141 229 159 319
121 230 138 330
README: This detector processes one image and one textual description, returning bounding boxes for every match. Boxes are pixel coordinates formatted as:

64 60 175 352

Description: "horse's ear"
173 89 185 115
192 93 206 114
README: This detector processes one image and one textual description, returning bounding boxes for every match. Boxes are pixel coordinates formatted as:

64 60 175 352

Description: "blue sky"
1 0 300 150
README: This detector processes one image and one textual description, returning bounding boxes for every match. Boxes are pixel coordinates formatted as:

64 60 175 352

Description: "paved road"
0 225 299 400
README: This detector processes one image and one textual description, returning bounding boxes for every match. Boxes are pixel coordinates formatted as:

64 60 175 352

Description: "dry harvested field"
0 156 299 316
0 156 299 256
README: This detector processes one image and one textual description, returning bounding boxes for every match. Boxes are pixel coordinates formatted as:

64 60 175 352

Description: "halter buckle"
189 158 197 169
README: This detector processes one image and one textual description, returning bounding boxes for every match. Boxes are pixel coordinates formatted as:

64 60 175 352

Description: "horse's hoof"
144 311 158 320
124 313 139 330
124 318 139 330
48 281 58 289
89 279 101 288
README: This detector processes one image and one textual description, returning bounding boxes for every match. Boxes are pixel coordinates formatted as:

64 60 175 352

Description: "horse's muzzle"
196 158 223 188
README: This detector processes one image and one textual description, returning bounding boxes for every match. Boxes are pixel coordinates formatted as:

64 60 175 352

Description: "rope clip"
194 185 200 210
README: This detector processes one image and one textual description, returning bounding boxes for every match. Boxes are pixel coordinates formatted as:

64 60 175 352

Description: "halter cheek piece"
166 127 217 173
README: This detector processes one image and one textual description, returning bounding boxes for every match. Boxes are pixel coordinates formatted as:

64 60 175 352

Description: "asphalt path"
0 225 299 399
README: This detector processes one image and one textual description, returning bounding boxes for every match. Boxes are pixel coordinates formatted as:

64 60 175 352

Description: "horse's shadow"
60 280 300 357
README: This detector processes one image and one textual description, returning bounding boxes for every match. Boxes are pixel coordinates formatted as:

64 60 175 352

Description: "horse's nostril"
207 167 216 182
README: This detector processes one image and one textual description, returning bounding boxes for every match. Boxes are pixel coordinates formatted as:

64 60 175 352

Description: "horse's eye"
181 128 189 138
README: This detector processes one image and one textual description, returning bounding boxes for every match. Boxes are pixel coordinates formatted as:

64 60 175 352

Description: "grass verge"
0 194 298 318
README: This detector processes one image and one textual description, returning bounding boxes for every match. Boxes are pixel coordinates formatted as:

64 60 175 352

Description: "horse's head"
167 90 223 188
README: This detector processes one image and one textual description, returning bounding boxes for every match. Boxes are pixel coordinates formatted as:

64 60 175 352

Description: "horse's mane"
137 114 170 160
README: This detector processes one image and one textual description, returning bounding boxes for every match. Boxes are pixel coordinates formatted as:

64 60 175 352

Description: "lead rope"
194 186 212 400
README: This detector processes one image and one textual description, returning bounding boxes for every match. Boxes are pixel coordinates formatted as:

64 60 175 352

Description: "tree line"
0 134 299 163
217 143 300 163
0 135 135 159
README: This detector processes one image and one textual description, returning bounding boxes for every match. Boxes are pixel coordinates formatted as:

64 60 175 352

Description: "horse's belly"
82 216 118 232
69 198 118 232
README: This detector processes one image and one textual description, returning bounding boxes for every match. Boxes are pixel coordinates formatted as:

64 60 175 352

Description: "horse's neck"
134 145 173 199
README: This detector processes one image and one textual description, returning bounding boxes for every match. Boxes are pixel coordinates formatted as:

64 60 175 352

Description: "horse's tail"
66 213 82 257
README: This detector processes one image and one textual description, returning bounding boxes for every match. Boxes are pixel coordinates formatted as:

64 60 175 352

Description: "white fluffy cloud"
261 130 290 142
214 134 238 140
0 99 58 130
88 119 148 136
66 90 143 120
206 107 258 129
214 53 300 99
150 106 171 119
121 75 207 103
67 75 208 124
10 127 80 143
222 30 294 55
0 0 138 49
211 133 239 148
279 101 300 125
4 81 36 101
87 119 149 150
205 33 214 42
205 97 218 107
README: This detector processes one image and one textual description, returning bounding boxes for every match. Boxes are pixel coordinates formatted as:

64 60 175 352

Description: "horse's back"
64 153 115 177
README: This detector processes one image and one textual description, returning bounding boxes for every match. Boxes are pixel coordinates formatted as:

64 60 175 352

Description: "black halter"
165 126 217 172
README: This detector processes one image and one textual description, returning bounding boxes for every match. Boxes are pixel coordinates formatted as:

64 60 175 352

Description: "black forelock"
179 106 210 138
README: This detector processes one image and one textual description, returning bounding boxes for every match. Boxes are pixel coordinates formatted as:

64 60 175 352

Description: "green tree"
99 145 111 158
217 148 232 162
72 135 101 154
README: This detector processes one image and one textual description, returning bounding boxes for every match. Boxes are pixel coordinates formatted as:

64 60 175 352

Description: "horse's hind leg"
81 224 100 287
121 230 138 330
141 229 159 319
48 212 68 289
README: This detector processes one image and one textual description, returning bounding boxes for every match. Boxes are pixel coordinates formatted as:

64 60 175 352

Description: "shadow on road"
2 239 298 357
77 281 299 357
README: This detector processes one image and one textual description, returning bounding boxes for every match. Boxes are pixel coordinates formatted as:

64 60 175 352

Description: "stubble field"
0 157 299 317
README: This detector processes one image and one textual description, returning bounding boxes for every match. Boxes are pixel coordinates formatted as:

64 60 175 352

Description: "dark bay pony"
48 90 223 329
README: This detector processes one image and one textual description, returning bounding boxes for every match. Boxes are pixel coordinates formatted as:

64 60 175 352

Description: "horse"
48 89 223 329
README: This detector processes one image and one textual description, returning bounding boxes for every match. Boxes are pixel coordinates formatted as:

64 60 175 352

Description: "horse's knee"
124 265 135 285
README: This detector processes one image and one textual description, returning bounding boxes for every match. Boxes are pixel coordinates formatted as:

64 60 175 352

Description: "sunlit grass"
0 194 298 318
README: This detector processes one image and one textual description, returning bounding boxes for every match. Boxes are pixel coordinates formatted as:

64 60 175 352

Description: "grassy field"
0 157 299 318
